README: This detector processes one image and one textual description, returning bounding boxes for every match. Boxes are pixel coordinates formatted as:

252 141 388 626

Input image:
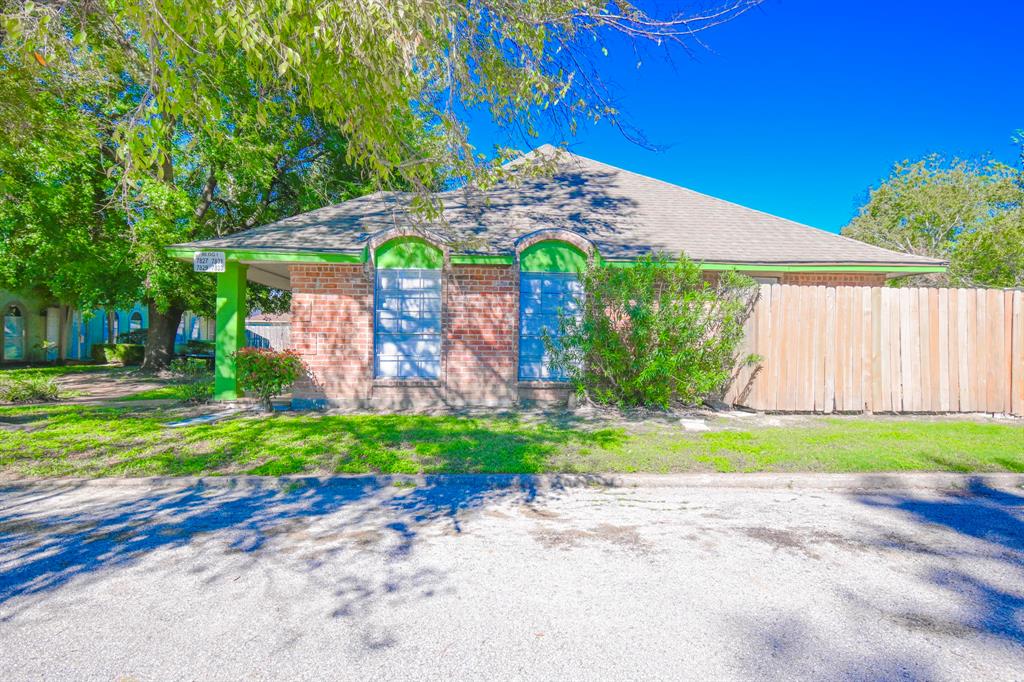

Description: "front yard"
0 401 1020 478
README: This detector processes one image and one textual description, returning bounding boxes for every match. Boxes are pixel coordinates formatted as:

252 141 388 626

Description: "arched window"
518 240 586 381
129 311 143 331
373 237 443 379
3 304 26 362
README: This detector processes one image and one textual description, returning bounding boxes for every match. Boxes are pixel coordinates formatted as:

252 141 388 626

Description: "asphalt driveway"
1 475 1022 681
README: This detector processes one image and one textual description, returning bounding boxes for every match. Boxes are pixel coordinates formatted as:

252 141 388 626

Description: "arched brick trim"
366 227 450 266
513 229 597 264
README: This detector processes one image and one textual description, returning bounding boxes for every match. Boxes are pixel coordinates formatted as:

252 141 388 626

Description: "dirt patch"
55 369 170 403
887 612 978 639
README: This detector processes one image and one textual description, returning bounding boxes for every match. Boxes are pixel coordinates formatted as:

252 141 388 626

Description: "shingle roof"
177 146 944 267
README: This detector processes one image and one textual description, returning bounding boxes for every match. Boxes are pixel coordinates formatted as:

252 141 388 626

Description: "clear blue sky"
472 0 1023 233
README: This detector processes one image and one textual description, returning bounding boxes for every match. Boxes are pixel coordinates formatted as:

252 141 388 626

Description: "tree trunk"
107 310 117 342
141 302 184 371
56 305 72 365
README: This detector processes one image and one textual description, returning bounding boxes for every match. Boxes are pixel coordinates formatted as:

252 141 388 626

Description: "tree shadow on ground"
731 478 1024 678
0 475 600 628
855 479 1024 646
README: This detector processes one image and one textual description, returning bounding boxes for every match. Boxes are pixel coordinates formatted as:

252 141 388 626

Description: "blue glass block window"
518 272 582 381
374 269 442 379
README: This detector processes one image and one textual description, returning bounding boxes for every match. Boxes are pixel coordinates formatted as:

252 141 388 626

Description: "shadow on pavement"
0 476 582 614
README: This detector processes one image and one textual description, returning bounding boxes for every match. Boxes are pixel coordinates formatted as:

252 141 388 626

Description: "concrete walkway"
1 474 1022 680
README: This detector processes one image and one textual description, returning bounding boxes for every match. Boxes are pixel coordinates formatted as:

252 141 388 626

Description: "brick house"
170 146 945 408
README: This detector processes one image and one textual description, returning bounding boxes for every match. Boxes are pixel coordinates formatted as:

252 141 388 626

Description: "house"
1 289 214 363
168 146 947 408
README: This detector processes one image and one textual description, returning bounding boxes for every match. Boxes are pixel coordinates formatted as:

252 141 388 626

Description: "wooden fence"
244 322 291 350
726 284 1024 416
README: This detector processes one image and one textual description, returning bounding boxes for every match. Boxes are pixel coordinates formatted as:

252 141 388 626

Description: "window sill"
372 378 442 388
518 380 572 389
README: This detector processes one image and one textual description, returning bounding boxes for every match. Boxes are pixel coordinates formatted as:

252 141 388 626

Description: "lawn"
0 403 1021 478
0 363 117 380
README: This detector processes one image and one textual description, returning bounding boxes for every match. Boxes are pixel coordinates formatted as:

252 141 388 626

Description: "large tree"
842 150 1024 287
1 18 381 367
1 0 759 367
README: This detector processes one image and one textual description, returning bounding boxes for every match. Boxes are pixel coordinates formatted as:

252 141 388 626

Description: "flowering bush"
233 348 304 412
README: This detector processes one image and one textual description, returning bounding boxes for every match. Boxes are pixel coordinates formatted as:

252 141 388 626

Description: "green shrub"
92 343 145 366
0 374 61 403
181 339 215 356
547 254 758 408
168 357 214 404
234 347 304 412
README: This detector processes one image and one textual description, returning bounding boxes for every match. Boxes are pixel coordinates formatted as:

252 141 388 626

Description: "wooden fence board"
731 284 1022 417
860 287 873 412
966 289 979 412
1013 291 1024 417
889 288 904 412
987 289 1004 413
824 287 837 413
871 287 883 412
937 289 950 412
917 288 931 412
1004 290 1014 414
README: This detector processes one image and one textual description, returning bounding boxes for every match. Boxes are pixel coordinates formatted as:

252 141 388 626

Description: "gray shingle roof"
177 146 944 267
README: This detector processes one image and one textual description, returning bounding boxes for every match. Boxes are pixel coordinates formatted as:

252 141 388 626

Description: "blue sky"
472 0 1023 233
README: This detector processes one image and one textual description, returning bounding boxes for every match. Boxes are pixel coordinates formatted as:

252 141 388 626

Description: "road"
1 475 1022 681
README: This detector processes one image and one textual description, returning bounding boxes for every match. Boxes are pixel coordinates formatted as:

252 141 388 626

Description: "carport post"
214 261 248 400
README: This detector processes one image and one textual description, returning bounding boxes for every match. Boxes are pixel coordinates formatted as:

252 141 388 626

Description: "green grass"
0 363 117 380
121 384 190 401
0 404 1020 478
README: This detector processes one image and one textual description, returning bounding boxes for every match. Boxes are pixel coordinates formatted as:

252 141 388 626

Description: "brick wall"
781 272 887 286
289 264 374 407
444 264 518 405
286 261 891 408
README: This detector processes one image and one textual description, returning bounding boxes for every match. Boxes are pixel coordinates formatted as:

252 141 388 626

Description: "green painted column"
214 261 248 400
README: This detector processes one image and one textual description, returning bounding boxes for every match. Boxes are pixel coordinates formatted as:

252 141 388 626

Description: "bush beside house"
548 255 759 408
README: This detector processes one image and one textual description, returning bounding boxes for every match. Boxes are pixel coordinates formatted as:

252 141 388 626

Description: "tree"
2 0 760 367
841 151 1024 287
2 0 761 197
1 20 382 367
0 71 138 360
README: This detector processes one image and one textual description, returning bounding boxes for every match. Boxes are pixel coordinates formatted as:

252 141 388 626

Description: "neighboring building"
169 146 947 408
0 290 214 363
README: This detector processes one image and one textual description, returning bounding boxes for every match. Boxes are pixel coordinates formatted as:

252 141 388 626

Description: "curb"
2 472 1023 494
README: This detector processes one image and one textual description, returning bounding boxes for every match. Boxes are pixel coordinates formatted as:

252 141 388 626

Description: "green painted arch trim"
519 240 588 273
374 237 443 269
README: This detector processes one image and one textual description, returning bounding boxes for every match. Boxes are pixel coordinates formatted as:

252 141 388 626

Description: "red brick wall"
286 261 888 408
781 272 887 286
289 264 374 406
444 264 518 405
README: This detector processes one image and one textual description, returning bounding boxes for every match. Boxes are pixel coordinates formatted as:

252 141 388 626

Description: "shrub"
181 339 215 356
0 374 61 403
92 343 145 365
169 357 214 404
547 254 758 408
233 347 304 412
